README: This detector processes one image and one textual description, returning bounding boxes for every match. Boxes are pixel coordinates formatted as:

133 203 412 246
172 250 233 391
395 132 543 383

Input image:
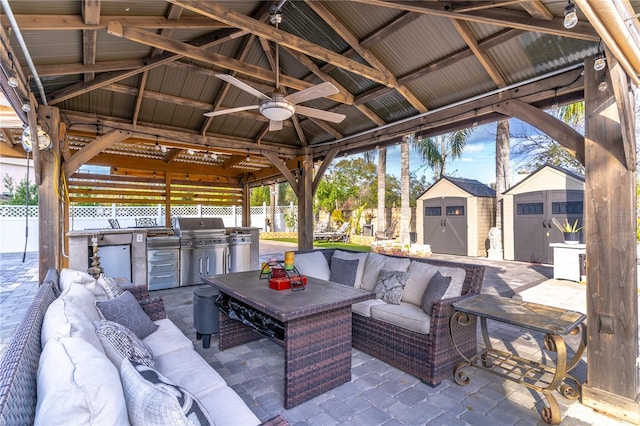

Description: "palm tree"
377 147 387 235
400 136 410 243
412 129 473 180
495 119 510 229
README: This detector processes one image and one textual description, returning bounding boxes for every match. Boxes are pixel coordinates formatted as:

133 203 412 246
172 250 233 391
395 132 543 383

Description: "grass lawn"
263 238 371 252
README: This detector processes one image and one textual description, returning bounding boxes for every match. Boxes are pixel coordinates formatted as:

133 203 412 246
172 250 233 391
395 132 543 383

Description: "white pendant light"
564 1 578 29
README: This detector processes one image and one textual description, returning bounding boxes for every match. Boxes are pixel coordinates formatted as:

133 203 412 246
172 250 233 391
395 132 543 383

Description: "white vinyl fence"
0 203 297 254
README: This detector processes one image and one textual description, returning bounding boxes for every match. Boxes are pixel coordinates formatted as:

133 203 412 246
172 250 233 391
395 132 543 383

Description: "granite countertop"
67 227 174 237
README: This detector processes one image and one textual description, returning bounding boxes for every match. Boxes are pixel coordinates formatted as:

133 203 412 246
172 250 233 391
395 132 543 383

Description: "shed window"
517 203 543 215
425 207 441 216
446 206 465 216
552 201 583 215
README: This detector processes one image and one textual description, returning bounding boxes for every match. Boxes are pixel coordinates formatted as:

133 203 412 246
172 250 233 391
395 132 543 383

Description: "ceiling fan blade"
295 105 346 123
285 82 339 105
203 105 258 117
269 120 283 132
215 74 271 101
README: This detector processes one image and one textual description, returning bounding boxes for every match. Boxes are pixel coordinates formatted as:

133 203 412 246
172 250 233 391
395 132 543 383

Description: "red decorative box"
269 276 307 290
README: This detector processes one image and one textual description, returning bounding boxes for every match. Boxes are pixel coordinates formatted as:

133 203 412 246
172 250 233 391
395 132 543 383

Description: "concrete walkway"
0 246 634 425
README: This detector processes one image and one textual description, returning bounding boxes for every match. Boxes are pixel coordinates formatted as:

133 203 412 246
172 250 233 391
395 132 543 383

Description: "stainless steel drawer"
147 248 179 290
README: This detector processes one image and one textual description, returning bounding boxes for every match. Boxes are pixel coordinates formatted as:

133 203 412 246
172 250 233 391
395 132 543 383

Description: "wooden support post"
164 172 172 228
582 55 640 424
37 105 62 282
242 182 250 227
298 149 314 250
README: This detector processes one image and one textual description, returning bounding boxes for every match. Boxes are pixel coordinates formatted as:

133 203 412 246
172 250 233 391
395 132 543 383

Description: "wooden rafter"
305 1 427 113
521 0 554 20
64 129 132 177
167 0 395 86
81 0 100 82
450 19 507 88
1 15 225 30
151 4 183 57
132 71 148 127
349 0 599 41
48 28 247 105
105 23 352 105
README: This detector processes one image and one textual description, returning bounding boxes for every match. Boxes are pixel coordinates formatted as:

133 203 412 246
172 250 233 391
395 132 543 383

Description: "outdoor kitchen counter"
67 228 171 286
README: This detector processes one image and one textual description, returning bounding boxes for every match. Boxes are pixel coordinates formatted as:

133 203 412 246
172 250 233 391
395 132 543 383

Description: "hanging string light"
563 1 578 29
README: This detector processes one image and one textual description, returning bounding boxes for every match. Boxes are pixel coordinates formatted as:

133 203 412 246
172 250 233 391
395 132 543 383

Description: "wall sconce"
564 1 578 29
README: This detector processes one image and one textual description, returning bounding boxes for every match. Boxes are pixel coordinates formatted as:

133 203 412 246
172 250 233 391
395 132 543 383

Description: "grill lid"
174 218 226 237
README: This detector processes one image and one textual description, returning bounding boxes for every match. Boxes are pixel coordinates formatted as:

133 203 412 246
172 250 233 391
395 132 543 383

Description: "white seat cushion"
153 347 227 396
35 337 129 425
402 261 439 305
143 318 194 357
370 302 431 334
41 284 104 353
294 251 330 280
196 386 261 426
438 266 467 299
351 299 387 317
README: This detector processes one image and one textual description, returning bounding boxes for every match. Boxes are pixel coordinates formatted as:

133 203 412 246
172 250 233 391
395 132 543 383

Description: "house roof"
0 1 638 188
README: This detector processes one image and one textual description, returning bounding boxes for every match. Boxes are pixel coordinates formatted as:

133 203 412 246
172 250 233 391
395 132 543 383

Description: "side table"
451 294 587 425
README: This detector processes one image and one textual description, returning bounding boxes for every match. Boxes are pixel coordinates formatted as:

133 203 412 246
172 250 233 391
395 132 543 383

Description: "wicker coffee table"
203 271 373 409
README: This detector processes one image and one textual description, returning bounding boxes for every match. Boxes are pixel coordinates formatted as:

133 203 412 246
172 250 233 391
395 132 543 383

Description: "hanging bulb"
246 154 250 162
155 141 160 151
564 1 578 29
211 153 218 160
594 54 606 71
21 100 30 112
160 145 167 153
417 135 423 143
7 70 18 88
187 148 195 155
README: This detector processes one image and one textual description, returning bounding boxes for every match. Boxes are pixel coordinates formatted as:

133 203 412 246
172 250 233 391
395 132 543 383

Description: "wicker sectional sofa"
294 249 485 387
0 269 285 426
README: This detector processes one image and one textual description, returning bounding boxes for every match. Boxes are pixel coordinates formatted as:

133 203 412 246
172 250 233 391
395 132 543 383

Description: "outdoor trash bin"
193 286 219 348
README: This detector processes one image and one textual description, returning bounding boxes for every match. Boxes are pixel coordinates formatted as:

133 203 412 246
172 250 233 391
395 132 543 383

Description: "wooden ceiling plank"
49 28 246 105
349 0 599 41
167 0 394 86
304 1 427 113
106 23 351 105
64 129 133 177
2 15 225 30
132 71 148 126
450 19 507 88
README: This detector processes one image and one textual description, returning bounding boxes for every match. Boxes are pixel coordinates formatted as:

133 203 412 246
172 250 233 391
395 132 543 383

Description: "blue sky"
362 118 534 186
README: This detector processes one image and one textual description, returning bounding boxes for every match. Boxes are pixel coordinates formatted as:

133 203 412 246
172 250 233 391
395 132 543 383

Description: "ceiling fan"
204 8 345 132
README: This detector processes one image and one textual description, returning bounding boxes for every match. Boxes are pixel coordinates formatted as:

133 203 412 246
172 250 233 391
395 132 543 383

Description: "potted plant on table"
553 218 582 244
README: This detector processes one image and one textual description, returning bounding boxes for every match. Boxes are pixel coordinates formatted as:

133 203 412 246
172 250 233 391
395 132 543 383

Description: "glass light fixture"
594 54 606 71
160 145 167 153
598 80 608 92
21 100 30 112
187 148 195 155
472 110 479 129
564 1 578 29
246 154 251 162
7 70 18 88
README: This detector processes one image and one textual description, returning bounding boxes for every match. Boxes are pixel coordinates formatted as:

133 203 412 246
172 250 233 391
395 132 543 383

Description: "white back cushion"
402 261 439 305
294 251 330 280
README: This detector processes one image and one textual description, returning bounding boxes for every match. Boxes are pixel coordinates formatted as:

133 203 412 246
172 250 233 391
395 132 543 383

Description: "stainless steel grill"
175 218 229 286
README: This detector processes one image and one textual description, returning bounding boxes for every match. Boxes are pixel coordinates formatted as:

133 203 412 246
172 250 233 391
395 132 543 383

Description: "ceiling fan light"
260 99 295 121
594 54 606 71
564 2 578 29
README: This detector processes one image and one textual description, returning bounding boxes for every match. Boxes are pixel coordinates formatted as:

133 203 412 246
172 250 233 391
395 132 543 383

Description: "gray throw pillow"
95 291 158 339
373 270 410 304
98 274 125 299
120 359 213 426
95 319 155 368
329 257 359 286
421 272 452 315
